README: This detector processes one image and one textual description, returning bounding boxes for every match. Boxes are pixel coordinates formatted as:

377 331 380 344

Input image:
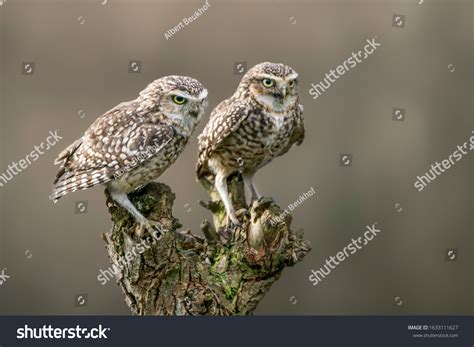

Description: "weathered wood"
104 174 311 315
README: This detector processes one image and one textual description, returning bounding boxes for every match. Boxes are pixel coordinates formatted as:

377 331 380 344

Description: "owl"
197 62 305 226
52 75 208 233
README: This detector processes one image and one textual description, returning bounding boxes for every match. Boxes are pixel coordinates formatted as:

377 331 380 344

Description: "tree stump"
103 174 311 315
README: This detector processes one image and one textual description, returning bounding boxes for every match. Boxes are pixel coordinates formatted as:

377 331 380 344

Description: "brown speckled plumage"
197 62 305 225
52 75 208 231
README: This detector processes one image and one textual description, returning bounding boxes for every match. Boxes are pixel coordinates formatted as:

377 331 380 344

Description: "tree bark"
103 173 311 315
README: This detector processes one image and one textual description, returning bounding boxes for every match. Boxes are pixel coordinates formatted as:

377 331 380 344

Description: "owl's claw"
226 215 242 229
133 184 147 193
218 226 233 242
249 192 262 204
252 197 274 210
226 208 250 228
139 220 166 239
236 208 251 220
227 213 242 228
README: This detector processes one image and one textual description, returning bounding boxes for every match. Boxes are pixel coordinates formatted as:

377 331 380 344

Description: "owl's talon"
133 184 147 193
218 226 233 241
252 197 274 210
142 220 166 239
249 191 262 204
232 221 242 228
226 209 249 228
236 208 250 220
226 213 242 228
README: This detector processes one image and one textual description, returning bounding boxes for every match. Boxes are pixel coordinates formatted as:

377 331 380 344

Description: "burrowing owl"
197 62 304 225
52 75 208 232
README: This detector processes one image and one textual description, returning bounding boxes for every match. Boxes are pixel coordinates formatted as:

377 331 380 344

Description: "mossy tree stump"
103 174 311 315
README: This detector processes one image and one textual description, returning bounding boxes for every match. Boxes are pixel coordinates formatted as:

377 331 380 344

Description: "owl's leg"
133 184 147 193
243 173 261 203
108 190 165 236
215 172 240 226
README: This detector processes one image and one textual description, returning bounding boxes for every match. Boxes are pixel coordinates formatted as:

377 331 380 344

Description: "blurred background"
0 0 472 315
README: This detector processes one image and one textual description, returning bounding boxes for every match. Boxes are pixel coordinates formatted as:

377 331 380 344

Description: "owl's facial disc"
251 73 298 113
163 89 207 134
184 89 208 120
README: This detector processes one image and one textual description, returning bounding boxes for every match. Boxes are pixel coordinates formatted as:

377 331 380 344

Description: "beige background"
0 0 472 315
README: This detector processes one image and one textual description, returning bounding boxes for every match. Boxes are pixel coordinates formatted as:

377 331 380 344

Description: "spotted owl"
52 75 208 232
197 62 305 226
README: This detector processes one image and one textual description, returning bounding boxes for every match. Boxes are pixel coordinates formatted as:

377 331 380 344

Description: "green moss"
165 266 181 285
210 271 240 301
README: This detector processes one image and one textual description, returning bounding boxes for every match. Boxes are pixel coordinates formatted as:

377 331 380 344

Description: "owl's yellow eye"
172 95 187 105
261 78 275 88
288 80 296 88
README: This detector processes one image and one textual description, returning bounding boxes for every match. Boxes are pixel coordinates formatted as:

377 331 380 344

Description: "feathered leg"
108 188 165 236
242 173 261 203
215 171 240 226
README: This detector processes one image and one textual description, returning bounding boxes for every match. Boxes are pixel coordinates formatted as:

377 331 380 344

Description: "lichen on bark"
103 174 311 315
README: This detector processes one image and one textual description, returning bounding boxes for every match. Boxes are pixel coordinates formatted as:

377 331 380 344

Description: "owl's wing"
52 102 174 201
121 124 175 171
290 103 305 146
196 98 250 177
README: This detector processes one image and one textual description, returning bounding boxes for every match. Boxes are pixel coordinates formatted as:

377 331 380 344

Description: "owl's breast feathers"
52 101 176 201
196 98 305 178
196 98 250 177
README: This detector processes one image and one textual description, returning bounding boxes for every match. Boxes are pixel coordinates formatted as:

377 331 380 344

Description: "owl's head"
141 75 208 134
239 62 299 113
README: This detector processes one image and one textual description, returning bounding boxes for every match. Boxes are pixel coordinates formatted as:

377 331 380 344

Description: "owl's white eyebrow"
171 89 208 102
257 73 299 81
170 91 191 100
287 73 299 80
258 74 278 80
197 89 208 101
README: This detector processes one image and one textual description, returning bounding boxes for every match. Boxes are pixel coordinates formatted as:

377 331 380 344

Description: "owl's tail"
51 168 111 202
51 137 111 202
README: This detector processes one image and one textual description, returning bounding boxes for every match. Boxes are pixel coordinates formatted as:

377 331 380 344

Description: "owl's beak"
189 104 200 118
276 87 287 99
